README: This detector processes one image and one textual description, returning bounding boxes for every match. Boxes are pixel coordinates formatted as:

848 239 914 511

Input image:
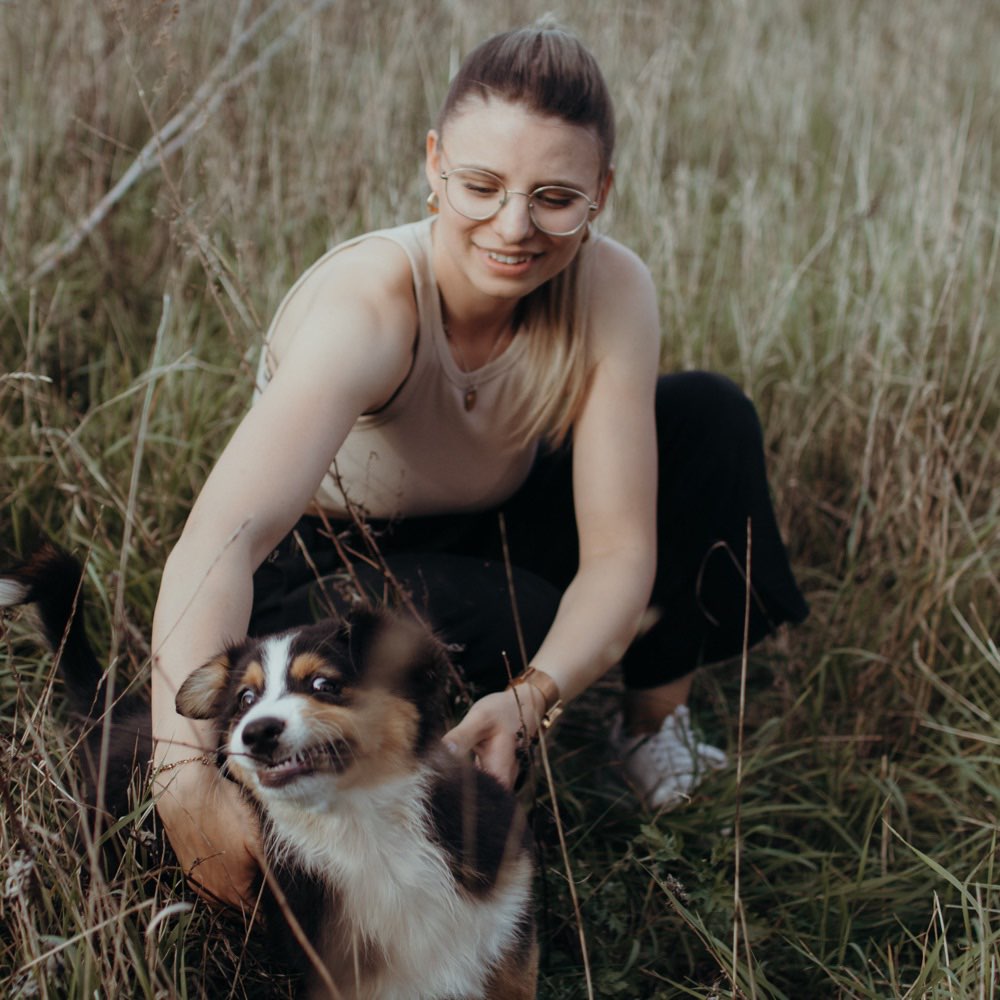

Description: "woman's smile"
476 244 543 275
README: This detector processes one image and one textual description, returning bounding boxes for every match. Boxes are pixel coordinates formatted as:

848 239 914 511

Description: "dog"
0 543 538 999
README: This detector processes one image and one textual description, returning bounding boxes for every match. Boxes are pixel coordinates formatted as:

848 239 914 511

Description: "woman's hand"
443 685 547 788
153 753 262 910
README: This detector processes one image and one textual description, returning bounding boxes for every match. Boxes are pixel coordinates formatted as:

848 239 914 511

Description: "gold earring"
581 222 592 243
426 191 439 215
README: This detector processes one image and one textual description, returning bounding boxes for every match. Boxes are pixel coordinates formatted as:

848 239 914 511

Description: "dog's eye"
311 676 343 698
238 688 257 711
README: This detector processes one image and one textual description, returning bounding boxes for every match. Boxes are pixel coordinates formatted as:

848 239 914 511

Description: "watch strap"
509 666 564 730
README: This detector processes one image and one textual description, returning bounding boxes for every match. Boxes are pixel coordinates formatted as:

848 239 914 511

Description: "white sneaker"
610 705 727 810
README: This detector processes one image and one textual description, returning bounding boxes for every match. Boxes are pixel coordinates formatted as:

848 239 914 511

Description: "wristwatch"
508 666 564 730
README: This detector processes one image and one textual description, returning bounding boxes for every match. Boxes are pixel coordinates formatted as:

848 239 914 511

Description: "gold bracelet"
508 666 564 730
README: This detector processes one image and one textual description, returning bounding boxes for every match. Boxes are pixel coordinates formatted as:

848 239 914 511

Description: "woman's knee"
655 371 763 452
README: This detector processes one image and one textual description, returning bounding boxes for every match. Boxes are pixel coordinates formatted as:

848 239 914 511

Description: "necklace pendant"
464 387 477 411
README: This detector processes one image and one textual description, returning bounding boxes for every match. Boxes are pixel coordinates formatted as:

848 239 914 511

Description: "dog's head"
175 609 449 805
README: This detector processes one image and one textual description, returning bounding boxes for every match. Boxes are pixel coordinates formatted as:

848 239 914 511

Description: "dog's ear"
343 609 427 685
175 653 232 720
363 614 430 688
360 611 448 702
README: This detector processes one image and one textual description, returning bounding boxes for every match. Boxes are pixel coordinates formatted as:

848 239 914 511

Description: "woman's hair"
437 22 615 176
437 23 615 447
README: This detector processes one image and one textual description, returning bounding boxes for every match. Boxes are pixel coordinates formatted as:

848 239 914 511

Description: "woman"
150 24 807 908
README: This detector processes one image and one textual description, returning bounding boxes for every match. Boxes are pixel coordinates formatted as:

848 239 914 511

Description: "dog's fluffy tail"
0 542 107 717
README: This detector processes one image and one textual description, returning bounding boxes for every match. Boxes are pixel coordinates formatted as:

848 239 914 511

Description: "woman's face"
425 97 610 313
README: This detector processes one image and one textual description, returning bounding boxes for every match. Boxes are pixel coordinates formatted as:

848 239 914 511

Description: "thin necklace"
444 323 511 411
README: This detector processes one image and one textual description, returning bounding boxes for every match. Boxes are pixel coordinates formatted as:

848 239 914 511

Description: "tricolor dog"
1 544 537 999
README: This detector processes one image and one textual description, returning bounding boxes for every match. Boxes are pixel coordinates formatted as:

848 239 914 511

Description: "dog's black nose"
241 716 286 757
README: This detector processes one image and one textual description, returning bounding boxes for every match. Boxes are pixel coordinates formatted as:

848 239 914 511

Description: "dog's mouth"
253 740 354 788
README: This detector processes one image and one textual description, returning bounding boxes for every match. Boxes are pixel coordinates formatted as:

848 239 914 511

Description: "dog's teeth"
255 742 350 786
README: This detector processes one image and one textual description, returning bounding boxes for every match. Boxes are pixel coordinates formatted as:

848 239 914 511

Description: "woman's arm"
150 242 417 906
445 239 660 784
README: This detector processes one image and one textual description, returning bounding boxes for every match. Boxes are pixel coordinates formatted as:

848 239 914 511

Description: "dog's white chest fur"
264 770 532 1000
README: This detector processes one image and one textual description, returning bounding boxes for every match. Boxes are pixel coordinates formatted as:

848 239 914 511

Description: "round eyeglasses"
439 166 599 237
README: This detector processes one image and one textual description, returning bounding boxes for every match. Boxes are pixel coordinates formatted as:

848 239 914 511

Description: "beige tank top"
256 218 539 520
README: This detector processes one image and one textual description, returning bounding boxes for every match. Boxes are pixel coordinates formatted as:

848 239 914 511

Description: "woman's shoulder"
583 235 658 351
585 233 653 289
265 224 421 366
278 225 420 325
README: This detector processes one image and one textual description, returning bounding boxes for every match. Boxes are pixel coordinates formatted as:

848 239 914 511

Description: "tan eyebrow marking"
290 652 336 683
240 661 265 690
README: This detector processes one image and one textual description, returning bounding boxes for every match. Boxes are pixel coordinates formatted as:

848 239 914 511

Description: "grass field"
2 1 998 997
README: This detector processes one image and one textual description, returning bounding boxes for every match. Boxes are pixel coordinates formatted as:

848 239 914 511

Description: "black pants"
250 372 808 693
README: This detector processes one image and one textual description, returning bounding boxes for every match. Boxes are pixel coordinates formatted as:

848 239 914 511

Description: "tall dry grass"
2 1 998 997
